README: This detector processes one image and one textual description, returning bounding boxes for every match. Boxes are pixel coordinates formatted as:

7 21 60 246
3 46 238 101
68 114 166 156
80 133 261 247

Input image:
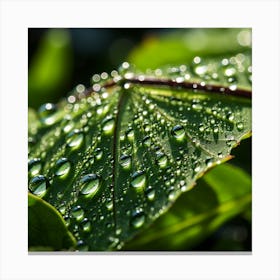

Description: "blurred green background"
28 28 251 251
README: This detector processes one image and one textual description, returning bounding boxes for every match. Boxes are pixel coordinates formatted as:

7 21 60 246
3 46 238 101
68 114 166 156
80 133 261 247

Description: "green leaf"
28 193 76 251
122 163 251 250
28 53 251 251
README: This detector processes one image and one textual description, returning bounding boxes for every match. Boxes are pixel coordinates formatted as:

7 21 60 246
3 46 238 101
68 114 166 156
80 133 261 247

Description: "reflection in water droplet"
55 158 71 177
71 205 84 221
28 158 42 176
131 210 145 229
29 175 48 197
102 117 115 135
171 125 185 141
131 171 146 190
66 130 84 149
119 154 132 170
80 174 101 196
38 103 58 126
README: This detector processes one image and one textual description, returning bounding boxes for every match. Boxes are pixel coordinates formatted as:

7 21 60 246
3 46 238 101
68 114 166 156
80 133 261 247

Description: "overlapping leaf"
28 53 251 251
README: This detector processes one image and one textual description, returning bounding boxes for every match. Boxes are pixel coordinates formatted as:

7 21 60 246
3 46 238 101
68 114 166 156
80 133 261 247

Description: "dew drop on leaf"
102 117 115 135
145 186 155 201
171 125 185 141
66 130 84 149
156 152 168 169
143 136 151 147
80 174 101 196
131 210 145 229
38 103 58 126
236 122 244 131
28 158 42 177
119 154 132 170
55 158 71 177
29 175 48 197
94 148 103 160
71 205 84 221
131 171 147 190
81 218 91 232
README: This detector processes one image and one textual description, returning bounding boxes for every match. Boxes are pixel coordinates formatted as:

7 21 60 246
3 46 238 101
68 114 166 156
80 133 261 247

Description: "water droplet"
131 210 145 229
106 200 113 211
213 126 219 134
236 122 244 131
156 152 168 168
143 136 151 147
80 174 101 196
119 154 132 170
38 103 58 126
131 171 146 190
66 130 84 149
94 148 103 160
28 158 42 177
168 188 176 201
126 128 134 140
58 204 66 215
29 175 48 197
102 117 115 135
81 218 91 232
77 240 89 251
171 125 185 141
205 158 214 167
199 124 205 132
194 162 201 173
71 205 84 221
227 113 235 122
55 158 71 177
145 186 155 201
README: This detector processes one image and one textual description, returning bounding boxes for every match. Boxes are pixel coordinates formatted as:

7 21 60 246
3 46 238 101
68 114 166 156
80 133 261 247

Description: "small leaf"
28 193 76 251
28 53 251 250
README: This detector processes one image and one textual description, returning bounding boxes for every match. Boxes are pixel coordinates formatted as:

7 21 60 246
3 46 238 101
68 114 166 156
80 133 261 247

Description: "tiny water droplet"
205 158 214 167
28 158 42 176
55 158 71 177
126 128 134 140
29 175 48 197
156 152 168 168
106 199 113 211
171 125 185 141
80 174 101 196
227 113 235 122
143 136 151 147
71 205 84 221
168 188 176 201
236 122 244 131
119 154 132 170
131 171 146 190
38 103 58 126
94 148 103 160
77 240 89 251
66 130 84 149
131 210 145 229
81 218 91 232
102 117 115 135
145 186 155 201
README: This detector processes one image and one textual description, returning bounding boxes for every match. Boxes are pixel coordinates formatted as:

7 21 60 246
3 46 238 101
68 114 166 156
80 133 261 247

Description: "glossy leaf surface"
28 54 251 250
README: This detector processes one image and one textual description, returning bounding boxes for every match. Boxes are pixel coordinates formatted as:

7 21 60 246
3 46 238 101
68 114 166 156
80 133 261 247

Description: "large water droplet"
29 175 48 197
171 125 185 141
55 158 71 177
131 210 145 229
119 154 132 170
80 174 101 196
131 171 146 190
66 130 84 149
38 103 58 126
71 205 84 221
28 158 42 177
102 117 115 135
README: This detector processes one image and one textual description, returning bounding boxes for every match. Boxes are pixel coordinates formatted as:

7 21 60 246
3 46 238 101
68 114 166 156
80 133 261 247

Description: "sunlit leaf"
28 53 251 251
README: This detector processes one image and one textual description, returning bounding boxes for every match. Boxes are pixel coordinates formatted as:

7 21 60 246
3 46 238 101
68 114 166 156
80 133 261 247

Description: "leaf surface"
28 54 251 251
28 193 76 250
